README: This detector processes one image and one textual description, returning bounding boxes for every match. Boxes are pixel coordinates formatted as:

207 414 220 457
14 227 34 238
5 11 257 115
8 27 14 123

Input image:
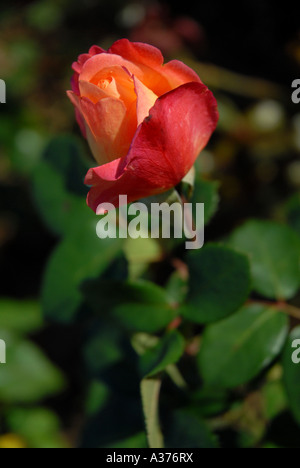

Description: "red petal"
66 90 86 137
108 39 164 68
85 82 218 212
72 46 105 75
89 45 106 56
72 53 91 74
85 158 157 214
126 82 218 185
71 73 80 95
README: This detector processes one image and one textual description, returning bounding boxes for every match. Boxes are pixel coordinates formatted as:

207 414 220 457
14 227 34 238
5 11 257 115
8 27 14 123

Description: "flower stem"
248 299 300 321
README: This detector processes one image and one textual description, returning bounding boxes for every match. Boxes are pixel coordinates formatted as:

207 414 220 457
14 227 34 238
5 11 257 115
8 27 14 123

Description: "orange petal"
108 39 171 96
163 59 202 88
108 39 200 96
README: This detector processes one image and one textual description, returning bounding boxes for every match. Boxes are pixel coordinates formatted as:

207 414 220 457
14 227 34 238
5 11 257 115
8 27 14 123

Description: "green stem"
140 378 164 449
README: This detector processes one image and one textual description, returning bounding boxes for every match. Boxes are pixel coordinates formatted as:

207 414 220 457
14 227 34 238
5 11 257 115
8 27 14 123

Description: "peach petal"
80 53 142 84
80 96 136 165
133 76 158 126
79 80 110 103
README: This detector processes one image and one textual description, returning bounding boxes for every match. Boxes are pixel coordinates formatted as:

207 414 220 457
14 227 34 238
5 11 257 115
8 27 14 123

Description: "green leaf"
103 432 148 449
262 381 287 421
189 388 229 417
0 332 64 403
32 135 90 236
283 326 300 426
124 237 162 264
6 407 67 449
192 177 219 225
83 280 176 333
139 331 185 378
165 272 188 306
229 220 300 300
85 380 110 417
0 300 42 334
198 304 288 389
32 160 86 236
285 194 300 237
164 409 218 448
113 304 176 334
84 279 166 312
83 323 123 375
42 214 124 323
42 135 90 197
81 376 144 448
141 378 164 449
124 236 162 280
184 244 251 323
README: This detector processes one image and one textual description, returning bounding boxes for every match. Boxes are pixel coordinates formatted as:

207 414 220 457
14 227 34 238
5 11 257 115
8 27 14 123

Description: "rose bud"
67 39 218 213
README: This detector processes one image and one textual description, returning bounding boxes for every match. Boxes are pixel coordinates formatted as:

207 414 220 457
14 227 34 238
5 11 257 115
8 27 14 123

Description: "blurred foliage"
0 0 300 449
